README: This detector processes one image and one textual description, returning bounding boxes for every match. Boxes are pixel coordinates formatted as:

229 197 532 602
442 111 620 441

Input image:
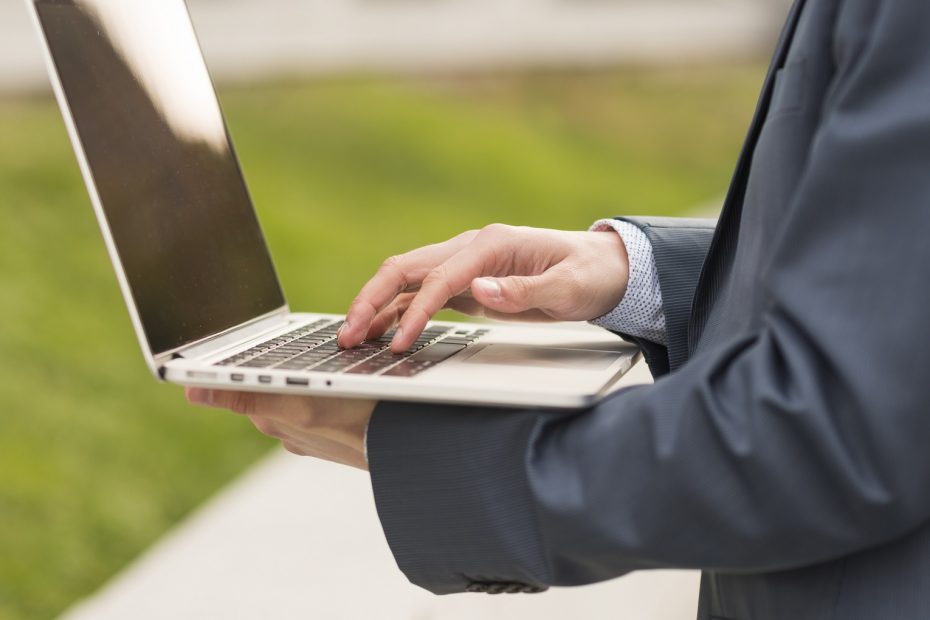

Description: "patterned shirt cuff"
588 219 668 346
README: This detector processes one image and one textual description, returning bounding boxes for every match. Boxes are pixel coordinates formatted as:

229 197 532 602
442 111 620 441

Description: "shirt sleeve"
588 219 667 346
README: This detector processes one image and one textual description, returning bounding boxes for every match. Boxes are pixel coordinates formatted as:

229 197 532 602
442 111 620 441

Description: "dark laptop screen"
34 0 286 356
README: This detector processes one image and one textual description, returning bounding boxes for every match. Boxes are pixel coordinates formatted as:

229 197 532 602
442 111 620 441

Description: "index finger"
339 231 478 348
390 241 498 352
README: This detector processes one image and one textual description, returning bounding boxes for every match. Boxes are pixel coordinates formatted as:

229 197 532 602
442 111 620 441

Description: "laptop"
26 0 640 409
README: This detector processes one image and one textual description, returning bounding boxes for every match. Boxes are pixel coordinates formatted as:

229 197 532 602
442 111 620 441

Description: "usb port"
286 377 309 386
258 376 273 384
230 373 245 382
187 371 218 380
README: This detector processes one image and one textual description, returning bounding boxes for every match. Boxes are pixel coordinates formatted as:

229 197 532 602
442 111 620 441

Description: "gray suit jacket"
368 1 930 617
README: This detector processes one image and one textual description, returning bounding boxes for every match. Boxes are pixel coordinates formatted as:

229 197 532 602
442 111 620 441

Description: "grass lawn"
0 64 763 619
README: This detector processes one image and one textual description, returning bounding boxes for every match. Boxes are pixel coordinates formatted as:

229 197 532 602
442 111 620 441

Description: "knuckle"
378 255 409 291
480 222 511 237
476 225 513 266
380 255 402 271
456 229 481 245
424 266 456 300
423 264 448 284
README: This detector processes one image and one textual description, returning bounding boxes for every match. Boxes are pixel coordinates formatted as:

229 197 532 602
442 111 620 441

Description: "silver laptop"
26 0 639 409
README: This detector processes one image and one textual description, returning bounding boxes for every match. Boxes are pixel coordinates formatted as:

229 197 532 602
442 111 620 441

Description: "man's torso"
693 1 930 618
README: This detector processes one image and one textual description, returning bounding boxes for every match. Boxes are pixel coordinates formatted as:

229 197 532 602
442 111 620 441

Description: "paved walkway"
3 0 781 92
59 356 702 619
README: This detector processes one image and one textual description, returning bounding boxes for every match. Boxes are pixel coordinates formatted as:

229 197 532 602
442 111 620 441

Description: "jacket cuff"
367 400 555 594
614 216 716 372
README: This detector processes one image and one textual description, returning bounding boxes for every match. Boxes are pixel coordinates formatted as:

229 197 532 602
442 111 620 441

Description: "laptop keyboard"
215 319 487 378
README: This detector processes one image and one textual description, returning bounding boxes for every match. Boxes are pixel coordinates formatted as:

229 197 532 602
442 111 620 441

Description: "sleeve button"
466 581 546 595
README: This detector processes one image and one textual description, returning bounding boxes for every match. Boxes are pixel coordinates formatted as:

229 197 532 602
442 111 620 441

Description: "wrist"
589 229 630 315
316 398 376 471
587 218 668 346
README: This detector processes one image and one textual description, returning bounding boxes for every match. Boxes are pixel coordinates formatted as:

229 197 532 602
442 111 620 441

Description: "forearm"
369 311 930 592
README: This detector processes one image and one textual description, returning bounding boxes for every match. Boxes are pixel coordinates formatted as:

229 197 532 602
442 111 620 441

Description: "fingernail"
337 320 350 343
391 327 405 349
474 278 502 300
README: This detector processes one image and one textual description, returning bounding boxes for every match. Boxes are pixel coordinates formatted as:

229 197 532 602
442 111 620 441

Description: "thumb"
471 274 552 314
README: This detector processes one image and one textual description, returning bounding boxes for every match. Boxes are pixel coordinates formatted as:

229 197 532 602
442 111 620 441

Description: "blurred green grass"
0 64 762 620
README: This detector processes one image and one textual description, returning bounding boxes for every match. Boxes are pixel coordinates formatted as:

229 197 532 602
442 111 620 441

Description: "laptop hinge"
169 311 293 363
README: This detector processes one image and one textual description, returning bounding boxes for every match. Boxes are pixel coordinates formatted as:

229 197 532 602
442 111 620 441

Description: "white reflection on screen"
82 0 227 153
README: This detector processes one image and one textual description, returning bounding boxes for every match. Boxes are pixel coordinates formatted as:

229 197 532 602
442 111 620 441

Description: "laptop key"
239 358 277 368
217 322 470 375
275 361 310 371
382 344 464 377
412 342 466 362
436 337 473 346
312 361 355 373
346 354 405 374
383 360 434 377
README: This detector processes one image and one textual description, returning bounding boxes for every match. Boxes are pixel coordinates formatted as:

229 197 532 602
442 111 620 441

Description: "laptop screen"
34 0 286 356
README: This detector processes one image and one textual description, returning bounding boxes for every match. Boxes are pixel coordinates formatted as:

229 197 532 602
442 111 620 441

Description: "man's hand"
186 388 375 470
339 224 630 352
184 225 627 466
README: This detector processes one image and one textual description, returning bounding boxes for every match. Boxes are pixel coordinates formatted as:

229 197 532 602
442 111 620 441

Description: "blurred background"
1 1 787 618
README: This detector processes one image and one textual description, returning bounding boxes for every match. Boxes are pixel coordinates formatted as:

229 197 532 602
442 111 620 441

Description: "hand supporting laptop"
187 224 631 469
186 386 376 471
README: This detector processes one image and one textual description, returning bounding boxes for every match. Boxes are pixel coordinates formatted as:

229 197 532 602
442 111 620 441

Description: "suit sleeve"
368 0 930 594
610 216 716 376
